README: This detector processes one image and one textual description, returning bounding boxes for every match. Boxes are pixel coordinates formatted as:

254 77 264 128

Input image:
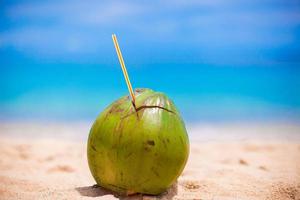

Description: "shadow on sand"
76 182 178 199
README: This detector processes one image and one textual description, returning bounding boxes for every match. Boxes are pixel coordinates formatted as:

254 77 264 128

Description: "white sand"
0 122 299 200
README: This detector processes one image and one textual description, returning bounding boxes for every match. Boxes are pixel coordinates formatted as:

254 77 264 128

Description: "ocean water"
1 63 299 123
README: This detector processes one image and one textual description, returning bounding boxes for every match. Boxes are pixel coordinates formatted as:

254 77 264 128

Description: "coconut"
87 88 189 195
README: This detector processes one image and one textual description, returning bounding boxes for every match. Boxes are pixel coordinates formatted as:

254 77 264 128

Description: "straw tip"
112 33 116 38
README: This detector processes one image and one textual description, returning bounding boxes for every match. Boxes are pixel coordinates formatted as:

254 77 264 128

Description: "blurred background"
1 0 300 124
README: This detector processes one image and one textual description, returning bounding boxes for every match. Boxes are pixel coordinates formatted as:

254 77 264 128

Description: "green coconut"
87 88 189 195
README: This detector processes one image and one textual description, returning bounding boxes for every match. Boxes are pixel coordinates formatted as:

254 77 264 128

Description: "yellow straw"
112 34 136 106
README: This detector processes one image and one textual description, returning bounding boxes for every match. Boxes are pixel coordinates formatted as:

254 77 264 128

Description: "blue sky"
1 0 300 122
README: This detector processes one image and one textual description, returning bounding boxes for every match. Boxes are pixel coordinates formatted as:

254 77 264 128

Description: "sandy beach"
0 122 299 200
